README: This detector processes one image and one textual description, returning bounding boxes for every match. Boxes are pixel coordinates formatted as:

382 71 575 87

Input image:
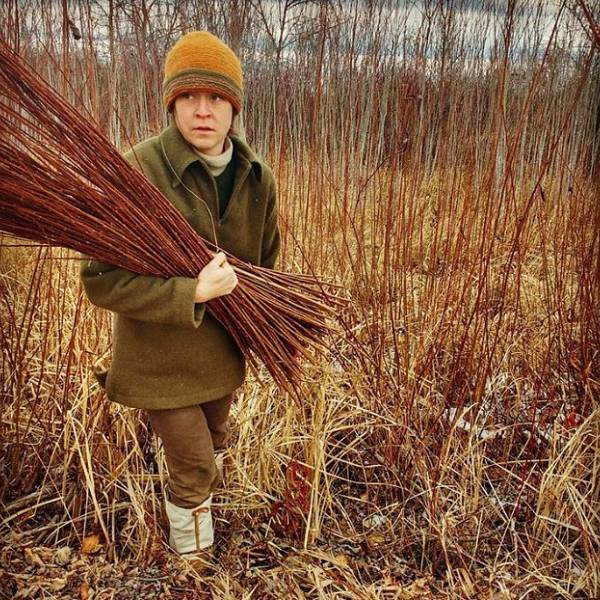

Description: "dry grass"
2 0 600 598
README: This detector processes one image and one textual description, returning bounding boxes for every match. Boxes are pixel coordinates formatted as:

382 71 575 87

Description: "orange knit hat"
163 31 243 114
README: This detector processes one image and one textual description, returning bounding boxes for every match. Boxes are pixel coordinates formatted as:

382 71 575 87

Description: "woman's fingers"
211 251 228 268
194 252 238 302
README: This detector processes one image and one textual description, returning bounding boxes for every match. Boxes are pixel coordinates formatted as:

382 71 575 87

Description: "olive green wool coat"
80 122 281 410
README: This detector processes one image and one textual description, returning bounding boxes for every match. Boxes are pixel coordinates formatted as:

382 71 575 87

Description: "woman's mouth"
194 127 214 132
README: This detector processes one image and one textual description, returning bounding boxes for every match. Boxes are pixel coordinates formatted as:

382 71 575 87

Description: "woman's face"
173 91 233 156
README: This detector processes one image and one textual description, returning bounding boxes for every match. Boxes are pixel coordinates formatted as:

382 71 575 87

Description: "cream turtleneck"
192 136 233 177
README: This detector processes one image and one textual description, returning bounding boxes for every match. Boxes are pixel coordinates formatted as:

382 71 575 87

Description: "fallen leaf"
363 513 389 529
23 547 44 568
81 533 101 555
55 546 72 566
49 577 67 591
80 582 90 599
366 532 387 544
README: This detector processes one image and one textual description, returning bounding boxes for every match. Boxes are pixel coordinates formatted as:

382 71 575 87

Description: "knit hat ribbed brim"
163 31 243 114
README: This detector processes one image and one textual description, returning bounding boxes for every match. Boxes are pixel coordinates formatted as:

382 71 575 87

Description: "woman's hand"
194 252 238 303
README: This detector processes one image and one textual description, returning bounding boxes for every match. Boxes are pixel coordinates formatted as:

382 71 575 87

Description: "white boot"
165 494 214 554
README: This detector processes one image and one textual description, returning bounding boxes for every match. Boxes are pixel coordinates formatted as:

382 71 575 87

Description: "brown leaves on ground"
80 533 102 555
79 582 90 599
0 539 207 600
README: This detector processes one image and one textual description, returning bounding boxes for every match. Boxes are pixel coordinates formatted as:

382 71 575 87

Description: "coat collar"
159 121 263 187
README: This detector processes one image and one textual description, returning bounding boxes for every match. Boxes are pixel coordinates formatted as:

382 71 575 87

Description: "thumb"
210 252 228 268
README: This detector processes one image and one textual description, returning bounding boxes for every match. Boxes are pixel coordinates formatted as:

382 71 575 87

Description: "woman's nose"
194 96 211 115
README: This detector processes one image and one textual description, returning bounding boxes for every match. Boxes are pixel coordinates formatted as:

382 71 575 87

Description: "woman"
80 31 280 562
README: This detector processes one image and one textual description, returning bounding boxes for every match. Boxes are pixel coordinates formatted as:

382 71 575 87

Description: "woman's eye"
211 93 222 101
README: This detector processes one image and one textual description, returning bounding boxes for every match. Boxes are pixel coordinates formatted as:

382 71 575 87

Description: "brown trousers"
146 393 234 509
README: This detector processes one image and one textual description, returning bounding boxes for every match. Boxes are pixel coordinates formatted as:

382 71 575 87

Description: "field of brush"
1 1 599 598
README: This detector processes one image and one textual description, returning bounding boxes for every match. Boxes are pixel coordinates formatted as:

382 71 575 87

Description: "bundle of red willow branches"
0 40 344 396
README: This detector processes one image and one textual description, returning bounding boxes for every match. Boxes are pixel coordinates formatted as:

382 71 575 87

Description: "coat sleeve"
79 146 206 328
260 174 281 270
79 257 206 328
